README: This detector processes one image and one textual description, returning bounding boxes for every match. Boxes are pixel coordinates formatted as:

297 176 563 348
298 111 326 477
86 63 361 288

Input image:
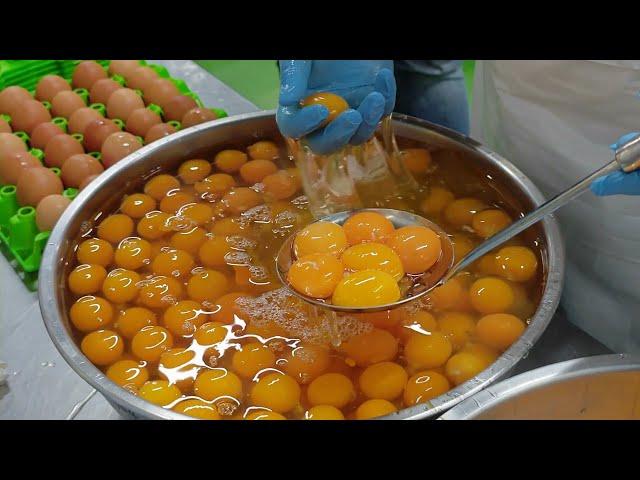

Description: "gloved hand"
591 132 640 196
276 60 396 155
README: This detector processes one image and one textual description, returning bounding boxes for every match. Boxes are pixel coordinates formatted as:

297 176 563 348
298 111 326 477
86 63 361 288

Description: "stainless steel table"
0 60 611 420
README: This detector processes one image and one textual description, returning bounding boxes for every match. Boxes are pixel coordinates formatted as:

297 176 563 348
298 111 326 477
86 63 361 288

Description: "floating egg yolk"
240 159 278 185
451 233 475 261
476 313 526 351
282 344 331 384
198 236 231 269
221 187 262 215
187 269 229 303
461 343 499 367
115 307 157 339
294 221 347 258
178 159 212 184
301 92 348 125
70 295 114 332
247 140 279 161
160 191 196 214
214 150 247 174
232 342 277 378
437 312 476 351
137 276 183 309
179 203 213 226
102 268 141 303
508 282 536 320
137 211 173 240
194 321 228 346
402 148 432 175
97 214 134 245
139 380 182 407
210 292 248 324
494 246 538 282
210 217 245 236
68 264 107 295
287 253 344 299
445 352 487 386
120 193 157 219
76 238 114 267
107 360 149 390
194 173 236 199
387 225 442 274
170 226 207 255
307 373 356 409
472 209 511 238
342 211 395 245
163 300 208 337
158 348 199 392
403 370 451 406
332 269 401 308
356 399 397 419
341 242 404 281
114 237 152 270
144 174 180 201
81 329 124 366
193 368 243 403
359 361 408 400
251 372 301 413
354 308 406 330
131 325 174 362
245 410 286 420
305 405 345 420
398 311 439 343
404 331 452 370
173 399 221 420
262 171 298 200
443 198 488 227
469 277 514 314
341 328 398 367
427 277 465 311
151 249 194 278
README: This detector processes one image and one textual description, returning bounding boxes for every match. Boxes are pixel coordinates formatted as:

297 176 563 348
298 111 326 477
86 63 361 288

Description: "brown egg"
125 108 161 137
35 194 71 231
0 150 41 184
163 95 198 122
35 75 71 102
0 132 27 163
51 91 85 119
16 167 63 206
11 99 52 134
143 78 179 108
30 122 65 150
126 66 159 91
68 107 103 135
101 131 142 168
61 153 104 188
79 173 100 190
83 118 120 152
108 60 141 79
181 107 218 128
106 88 144 121
89 78 122 105
144 123 177 144
0 118 11 133
72 61 107 90
44 134 84 168
0 86 32 115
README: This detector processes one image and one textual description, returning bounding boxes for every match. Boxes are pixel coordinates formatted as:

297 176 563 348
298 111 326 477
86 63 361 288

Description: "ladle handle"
443 134 640 282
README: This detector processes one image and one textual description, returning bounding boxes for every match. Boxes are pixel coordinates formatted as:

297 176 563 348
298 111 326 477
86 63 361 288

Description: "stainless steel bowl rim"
439 353 640 420
39 110 565 420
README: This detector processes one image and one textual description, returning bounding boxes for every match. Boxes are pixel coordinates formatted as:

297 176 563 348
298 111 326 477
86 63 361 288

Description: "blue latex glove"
591 132 640 196
276 60 396 155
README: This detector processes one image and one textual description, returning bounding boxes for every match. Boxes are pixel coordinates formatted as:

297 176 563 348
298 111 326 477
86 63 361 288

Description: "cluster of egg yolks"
386 225 442 274
65 141 542 420
301 92 349 126
332 269 401 307
402 148 432 175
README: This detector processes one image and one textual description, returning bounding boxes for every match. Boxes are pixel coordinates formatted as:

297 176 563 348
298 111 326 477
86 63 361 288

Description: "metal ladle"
276 135 640 313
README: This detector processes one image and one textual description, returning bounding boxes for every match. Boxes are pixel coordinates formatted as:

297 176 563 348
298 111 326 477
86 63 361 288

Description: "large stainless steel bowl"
440 354 640 419
39 111 565 420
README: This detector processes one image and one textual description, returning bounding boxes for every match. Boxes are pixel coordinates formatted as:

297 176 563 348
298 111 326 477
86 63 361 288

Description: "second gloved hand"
591 132 640 196
276 60 396 155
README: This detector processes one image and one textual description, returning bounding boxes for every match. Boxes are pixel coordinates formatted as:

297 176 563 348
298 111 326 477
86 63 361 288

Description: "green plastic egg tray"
0 60 228 290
